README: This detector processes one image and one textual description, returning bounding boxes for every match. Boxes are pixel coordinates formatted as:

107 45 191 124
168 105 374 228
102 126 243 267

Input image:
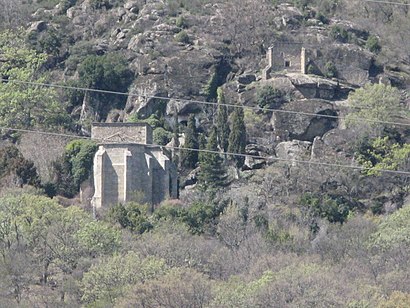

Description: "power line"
3 126 410 176
362 0 410 5
1 78 409 128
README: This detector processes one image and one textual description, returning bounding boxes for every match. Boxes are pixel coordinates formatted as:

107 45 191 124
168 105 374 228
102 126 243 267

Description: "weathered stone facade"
263 43 307 79
91 123 178 209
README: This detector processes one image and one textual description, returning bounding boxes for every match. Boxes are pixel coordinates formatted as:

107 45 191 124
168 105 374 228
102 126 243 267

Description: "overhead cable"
2 126 410 176
1 78 409 127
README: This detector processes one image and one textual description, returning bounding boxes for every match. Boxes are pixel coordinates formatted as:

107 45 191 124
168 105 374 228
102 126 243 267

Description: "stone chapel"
91 123 178 209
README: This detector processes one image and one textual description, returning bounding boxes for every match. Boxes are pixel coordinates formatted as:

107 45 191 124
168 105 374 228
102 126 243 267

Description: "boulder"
275 140 312 165
271 99 338 142
243 156 266 171
288 73 353 100
237 74 256 85
28 21 47 33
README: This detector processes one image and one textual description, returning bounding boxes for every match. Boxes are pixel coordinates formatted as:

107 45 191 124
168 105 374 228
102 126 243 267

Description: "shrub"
176 16 187 28
50 139 97 197
324 62 337 78
256 85 284 109
153 127 172 145
316 12 329 24
366 35 381 53
175 31 190 44
0 145 40 187
330 25 348 43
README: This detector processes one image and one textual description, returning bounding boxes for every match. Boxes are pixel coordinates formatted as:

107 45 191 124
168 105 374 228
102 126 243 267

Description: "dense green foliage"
199 126 227 190
78 53 133 120
0 145 40 187
356 136 410 175
366 35 381 53
216 88 230 152
181 114 199 169
346 84 404 134
228 107 247 168
0 188 410 306
256 85 284 109
0 30 70 130
49 139 97 197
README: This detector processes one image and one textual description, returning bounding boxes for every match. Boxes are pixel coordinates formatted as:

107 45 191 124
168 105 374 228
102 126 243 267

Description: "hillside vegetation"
0 0 409 306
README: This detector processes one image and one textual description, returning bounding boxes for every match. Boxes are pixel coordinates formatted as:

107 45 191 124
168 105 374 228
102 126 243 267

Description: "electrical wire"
362 0 410 5
3 126 410 176
1 78 409 127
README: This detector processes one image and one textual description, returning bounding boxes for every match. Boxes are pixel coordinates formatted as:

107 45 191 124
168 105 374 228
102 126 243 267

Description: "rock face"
275 140 312 165
308 44 374 86
288 73 354 100
271 99 338 142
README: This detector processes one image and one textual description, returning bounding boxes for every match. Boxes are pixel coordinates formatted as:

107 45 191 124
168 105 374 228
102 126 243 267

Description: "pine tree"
199 126 227 189
228 107 247 168
181 114 198 169
216 88 230 152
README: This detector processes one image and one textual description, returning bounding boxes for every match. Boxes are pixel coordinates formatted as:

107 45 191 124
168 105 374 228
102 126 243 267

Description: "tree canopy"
0 30 69 130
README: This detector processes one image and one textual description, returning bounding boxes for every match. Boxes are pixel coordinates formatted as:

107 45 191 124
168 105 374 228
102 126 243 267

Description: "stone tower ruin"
263 43 307 79
91 123 178 209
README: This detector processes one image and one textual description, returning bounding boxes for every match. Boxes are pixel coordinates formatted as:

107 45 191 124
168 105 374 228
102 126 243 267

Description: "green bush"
256 85 284 109
153 127 172 145
324 62 337 78
78 53 134 118
108 203 153 234
0 145 40 187
176 16 187 28
175 31 190 44
50 139 97 197
365 35 381 53
316 12 329 24
330 25 348 43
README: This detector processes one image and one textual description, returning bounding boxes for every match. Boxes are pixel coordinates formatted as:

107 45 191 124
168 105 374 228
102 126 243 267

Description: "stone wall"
263 43 306 79
91 123 177 209
91 122 153 144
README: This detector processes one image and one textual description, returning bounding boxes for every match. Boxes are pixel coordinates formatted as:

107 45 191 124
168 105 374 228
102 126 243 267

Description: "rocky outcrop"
288 73 354 100
275 140 312 166
309 44 374 86
271 99 338 142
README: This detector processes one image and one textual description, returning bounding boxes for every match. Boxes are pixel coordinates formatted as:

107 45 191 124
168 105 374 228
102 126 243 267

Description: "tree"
181 114 198 169
0 30 70 130
199 126 227 190
346 84 404 136
78 53 133 121
50 139 97 197
356 136 410 176
117 267 213 308
81 253 166 306
228 107 247 168
216 88 230 152
0 193 121 304
0 145 40 187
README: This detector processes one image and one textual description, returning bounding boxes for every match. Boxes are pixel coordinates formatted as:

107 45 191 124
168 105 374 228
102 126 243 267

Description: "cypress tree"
216 88 230 152
181 114 198 169
199 126 227 189
198 133 207 164
228 107 247 168
172 111 180 167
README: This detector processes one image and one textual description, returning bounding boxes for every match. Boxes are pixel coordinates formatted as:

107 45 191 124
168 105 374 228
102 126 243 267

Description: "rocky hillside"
0 0 409 210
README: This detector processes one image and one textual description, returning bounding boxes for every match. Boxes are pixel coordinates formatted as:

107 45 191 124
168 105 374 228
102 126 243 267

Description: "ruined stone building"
263 42 307 79
91 123 178 209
